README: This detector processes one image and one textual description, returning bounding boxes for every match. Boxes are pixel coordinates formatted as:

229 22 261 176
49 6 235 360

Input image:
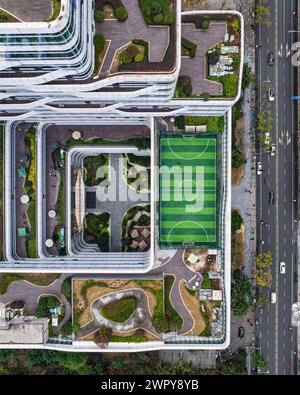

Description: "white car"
270 144 276 156
268 88 275 102
257 162 263 176
280 262 286 274
271 292 277 304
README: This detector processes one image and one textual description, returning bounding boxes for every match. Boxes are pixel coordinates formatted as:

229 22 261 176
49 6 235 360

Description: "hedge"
94 10 105 22
114 6 128 21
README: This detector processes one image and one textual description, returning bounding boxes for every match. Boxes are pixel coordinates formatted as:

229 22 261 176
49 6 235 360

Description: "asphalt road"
255 0 298 375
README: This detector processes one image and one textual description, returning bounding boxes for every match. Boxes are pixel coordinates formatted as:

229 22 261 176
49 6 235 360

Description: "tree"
152 316 168 333
256 292 268 309
94 10 105 22
220 348 247 375
254 253 273 288
232 210 243 232
153 13 163 24
61 278 71 300
231 277 252 316
111 356 124 370
242 63 251 89
114 6 128 21
201 19 210 29
120 51 133 64
252 352 267 369
60 321 73 337
201 92 210 101
232 147 247 169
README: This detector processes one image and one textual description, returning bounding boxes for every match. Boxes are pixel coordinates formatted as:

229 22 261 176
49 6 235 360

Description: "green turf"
159 135 218 248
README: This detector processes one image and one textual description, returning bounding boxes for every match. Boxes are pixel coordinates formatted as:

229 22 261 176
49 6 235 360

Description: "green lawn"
159 134 218 248
100 297 137 323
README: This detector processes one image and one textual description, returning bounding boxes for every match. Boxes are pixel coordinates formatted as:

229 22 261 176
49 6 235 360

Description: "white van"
271 292 277 304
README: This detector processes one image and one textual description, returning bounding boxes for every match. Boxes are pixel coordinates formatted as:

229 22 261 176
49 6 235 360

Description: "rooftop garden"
84 212 110 252
73 278 163 341
176 14 242 100
24 129 37 258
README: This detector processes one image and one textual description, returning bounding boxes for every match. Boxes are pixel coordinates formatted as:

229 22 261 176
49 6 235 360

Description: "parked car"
270 144 276 156
269 191 275 205
268 87 275 102
271 292 277 304
280 262 286 274
238 326 245 339
267 52 275 66
257 162 263 176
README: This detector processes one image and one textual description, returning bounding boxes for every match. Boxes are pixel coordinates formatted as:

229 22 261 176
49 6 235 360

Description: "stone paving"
85 152 150 252
0 0 52 22
180 22 227 96
96 0 169 75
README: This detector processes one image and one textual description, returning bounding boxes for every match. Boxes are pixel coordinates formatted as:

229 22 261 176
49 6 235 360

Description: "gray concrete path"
150 250 203 335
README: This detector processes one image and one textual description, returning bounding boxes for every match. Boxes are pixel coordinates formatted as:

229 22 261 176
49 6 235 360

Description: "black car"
269 191 275 205
267 52 275 66
238 326 245 339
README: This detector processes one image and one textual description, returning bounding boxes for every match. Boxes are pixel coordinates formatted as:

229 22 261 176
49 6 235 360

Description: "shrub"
126 45 139 58
232 147 246 169
120 51 133 64
153 13 163 23
114 6 128 21
201 19 210 29
181 37 197 58
201 92 210 101
178 76 192 97
134 52 144 62
61 278 71 300
152 316 169 333
93 34 105 53
94 10 105 22
232 210 243 232
132 39 149 58
60 322 73 337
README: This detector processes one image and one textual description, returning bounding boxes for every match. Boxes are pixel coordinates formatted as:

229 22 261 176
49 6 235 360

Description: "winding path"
150 250 203 335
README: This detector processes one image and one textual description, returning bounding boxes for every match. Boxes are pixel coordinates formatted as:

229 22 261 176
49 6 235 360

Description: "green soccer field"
159 135 218 248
